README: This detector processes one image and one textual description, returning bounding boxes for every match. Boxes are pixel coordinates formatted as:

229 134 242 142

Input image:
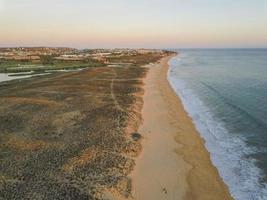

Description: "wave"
167 56 267 200
199 81 267 131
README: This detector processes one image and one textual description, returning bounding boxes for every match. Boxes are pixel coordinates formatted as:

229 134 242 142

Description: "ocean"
168 49 267 200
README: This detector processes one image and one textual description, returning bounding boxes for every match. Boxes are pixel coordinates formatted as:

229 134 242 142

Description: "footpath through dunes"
0 52 167 200
132 54 233 200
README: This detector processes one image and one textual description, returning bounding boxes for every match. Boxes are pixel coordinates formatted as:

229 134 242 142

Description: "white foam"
167 56 267 200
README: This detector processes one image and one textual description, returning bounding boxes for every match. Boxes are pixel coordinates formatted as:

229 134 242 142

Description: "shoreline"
131 54 233 200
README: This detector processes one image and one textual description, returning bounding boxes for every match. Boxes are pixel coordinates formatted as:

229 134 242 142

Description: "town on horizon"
0 47 167 74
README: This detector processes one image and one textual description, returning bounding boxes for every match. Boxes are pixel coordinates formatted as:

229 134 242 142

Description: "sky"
0 0 267 48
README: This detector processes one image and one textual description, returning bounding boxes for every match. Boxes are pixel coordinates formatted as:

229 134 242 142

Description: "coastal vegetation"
0 57 103 73
0 50 169 199
0 48 166 74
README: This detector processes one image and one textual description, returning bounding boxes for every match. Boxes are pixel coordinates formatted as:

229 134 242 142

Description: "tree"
40 55 54 65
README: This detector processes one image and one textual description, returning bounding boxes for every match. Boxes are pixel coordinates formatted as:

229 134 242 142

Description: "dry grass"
62 147 100 173
1 97 62 107
0 51 169 200
5 135 47 151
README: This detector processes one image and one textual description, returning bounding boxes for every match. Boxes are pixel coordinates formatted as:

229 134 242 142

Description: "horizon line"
0 46 267 50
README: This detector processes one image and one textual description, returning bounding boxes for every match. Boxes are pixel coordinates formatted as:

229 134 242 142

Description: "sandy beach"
132 54 233 200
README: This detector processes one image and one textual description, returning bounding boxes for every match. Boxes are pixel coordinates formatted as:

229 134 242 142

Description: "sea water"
168 49 267 200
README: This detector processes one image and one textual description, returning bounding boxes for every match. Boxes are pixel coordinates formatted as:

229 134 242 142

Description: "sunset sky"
0 0 267 48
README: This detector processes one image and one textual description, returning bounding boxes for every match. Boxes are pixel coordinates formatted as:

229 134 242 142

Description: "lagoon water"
0 72 53 84
168 49 267 200
0 73 34 83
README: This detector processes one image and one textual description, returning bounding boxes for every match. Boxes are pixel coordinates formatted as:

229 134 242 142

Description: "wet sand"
132 54 233 200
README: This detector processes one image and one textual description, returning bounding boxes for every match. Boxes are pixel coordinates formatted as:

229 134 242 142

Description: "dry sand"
131 54 233 200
